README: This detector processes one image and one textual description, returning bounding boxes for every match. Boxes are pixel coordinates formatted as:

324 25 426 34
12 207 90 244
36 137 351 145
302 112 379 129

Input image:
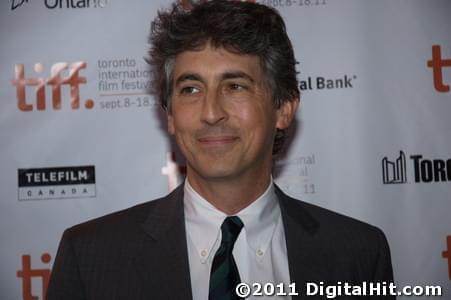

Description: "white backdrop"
1 0 450 299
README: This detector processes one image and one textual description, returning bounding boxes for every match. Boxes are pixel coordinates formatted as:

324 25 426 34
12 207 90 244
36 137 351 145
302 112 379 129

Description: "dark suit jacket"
46 184 395 299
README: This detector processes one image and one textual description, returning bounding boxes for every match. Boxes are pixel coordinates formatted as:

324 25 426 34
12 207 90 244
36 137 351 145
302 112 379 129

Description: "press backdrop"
1 0 450 299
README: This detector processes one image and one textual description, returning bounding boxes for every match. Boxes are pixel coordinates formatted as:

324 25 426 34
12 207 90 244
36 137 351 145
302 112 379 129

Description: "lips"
197 136 239 145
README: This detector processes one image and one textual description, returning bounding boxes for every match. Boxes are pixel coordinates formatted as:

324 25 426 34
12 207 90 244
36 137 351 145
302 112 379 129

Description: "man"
47 1 395 299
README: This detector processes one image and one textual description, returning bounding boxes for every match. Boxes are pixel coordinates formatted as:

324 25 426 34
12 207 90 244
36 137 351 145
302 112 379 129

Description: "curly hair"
147 0 299 154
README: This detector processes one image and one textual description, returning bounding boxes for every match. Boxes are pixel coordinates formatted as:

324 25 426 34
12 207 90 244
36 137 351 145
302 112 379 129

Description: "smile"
197 136 239 146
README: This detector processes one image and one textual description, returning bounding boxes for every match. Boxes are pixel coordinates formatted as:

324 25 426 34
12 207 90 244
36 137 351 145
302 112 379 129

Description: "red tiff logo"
427 45 451 93
10 62 95 111
17 253 52 300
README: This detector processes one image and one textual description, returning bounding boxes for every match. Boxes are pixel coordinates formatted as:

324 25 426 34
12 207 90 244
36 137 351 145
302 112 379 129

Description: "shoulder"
61 184 183 247
66 198 156 234
276 185 389 249
67 184 184 236
276 185 394 282
57 200 152 253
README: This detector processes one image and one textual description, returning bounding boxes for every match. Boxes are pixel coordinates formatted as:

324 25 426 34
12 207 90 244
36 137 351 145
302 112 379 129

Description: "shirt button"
257 249 264 256
201 250 208 257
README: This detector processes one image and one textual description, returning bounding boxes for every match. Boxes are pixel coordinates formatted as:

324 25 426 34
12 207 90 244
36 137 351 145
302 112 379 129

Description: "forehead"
172 45 264 82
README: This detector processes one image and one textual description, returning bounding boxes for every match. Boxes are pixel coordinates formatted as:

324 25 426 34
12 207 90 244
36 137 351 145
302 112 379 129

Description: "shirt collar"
183 177 280 263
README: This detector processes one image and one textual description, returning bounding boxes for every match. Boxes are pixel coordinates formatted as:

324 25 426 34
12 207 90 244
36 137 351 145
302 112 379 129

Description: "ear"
167 113 175 135
275 97 299 130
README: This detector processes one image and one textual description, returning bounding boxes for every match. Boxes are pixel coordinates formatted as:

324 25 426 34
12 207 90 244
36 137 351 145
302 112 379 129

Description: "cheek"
235 103 276 130
233 101 263 123
171 112 197 149
170 106 194 134
235 107 276 149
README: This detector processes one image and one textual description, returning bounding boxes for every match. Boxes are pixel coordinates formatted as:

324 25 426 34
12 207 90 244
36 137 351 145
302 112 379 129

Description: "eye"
228 83 246 91
180 86 200 94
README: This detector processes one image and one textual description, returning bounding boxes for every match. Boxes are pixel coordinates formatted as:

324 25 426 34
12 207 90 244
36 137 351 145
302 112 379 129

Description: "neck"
187 170 272 215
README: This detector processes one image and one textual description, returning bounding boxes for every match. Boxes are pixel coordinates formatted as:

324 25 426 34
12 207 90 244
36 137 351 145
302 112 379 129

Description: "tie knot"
221 216 243 245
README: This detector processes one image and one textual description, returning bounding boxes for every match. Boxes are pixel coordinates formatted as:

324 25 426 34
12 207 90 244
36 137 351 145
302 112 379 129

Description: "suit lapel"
131 184 321 299
138 185 193 300
275 185 322 300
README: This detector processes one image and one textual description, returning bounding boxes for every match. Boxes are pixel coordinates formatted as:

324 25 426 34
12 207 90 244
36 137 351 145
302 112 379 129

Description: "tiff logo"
427 45 451 93
10 62 94 111
382 151 407 184
442 236 451 280
17 253 52 300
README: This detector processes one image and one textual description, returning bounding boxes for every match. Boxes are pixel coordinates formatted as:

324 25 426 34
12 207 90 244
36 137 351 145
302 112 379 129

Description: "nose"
200 90 227 125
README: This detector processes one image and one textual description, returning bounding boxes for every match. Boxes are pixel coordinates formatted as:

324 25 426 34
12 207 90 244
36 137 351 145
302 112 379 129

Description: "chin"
188 162 241 181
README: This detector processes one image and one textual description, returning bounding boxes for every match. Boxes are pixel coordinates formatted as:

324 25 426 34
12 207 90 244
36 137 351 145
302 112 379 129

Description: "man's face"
168 44 296 183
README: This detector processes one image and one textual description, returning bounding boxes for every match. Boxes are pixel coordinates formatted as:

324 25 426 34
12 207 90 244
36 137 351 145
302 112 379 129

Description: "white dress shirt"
184 178 291 299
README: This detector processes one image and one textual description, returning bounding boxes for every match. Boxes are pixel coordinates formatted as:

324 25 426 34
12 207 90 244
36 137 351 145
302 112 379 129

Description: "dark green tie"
209 216 244 300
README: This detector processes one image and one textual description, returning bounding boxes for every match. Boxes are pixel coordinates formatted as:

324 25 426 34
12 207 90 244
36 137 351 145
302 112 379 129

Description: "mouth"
197 136 239 146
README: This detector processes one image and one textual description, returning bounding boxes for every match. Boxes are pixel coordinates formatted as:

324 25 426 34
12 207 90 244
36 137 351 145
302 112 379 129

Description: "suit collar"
140 182 320 239
275 184 319 236
141 184 185 240
138 183 322 300
139 184 193 300
275 184 323 299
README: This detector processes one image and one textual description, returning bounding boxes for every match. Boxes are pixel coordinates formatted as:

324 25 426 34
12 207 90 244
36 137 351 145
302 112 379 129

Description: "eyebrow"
174 73 203 86
220 71 255 83
174 70 255 86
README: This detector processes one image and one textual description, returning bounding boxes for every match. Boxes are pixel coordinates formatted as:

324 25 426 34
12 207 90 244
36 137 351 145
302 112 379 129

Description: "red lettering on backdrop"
17 253 52 300
10 62 94 111
427 45 451 92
